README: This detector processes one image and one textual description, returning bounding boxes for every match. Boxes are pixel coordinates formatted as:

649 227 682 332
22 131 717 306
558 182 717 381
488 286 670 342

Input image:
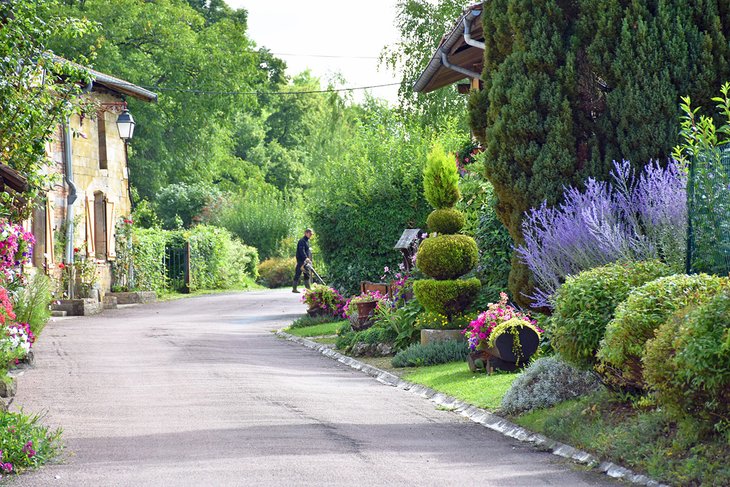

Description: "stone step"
51 310 68 317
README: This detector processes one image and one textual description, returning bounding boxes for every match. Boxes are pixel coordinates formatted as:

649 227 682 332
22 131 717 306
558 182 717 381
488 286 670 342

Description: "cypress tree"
471 0 730 308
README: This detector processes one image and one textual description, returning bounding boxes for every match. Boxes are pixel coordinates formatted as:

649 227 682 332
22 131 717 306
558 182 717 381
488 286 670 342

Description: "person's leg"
292 261 303 292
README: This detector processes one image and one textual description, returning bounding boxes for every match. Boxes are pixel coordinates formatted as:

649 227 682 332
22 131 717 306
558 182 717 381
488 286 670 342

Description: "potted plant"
463 292 543 373
302 285 346 318
345 290 388 331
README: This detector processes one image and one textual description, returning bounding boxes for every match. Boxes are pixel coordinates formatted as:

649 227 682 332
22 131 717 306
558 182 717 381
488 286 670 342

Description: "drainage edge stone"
276 330 668 487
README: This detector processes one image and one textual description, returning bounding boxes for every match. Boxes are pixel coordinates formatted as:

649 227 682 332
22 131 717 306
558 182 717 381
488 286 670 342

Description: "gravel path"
8 289 619 486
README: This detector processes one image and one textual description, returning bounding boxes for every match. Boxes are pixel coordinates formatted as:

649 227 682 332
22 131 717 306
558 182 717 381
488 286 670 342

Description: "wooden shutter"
106 200 115 260
85 195 95 256
45 199 54 264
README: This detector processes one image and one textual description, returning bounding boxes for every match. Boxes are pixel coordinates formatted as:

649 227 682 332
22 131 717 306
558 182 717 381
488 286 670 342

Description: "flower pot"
353 300 378 331
468 326 540 373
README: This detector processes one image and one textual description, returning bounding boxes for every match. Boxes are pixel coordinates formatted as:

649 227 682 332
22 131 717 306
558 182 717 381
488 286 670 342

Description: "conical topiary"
414 144 481 320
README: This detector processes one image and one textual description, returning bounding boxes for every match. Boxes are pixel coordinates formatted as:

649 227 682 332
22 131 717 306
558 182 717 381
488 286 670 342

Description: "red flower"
73 247 80 253
58 263 66 269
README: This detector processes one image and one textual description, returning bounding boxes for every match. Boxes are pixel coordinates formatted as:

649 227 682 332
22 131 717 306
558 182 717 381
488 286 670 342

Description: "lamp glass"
116 109 135 140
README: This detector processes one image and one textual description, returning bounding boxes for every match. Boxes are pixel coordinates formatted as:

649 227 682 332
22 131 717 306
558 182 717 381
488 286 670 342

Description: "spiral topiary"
426 208 465 234
416 235 478 280
413 278 481 317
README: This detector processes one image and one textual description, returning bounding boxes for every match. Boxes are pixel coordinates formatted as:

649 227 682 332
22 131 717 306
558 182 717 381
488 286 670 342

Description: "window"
94 192 107 260
97 111 108 170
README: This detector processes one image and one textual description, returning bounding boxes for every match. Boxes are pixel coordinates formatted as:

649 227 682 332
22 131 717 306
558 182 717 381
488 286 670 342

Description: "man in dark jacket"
292 228 313 293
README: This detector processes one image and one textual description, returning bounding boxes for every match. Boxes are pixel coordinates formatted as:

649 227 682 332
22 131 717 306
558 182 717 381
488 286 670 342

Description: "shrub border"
275 329 668 487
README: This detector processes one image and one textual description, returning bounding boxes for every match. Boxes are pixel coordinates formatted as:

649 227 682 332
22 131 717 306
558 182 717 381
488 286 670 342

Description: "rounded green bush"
596 273 728 391
413 278 481 317
426 208 465 234
423 143 460 209
258 257 296 288
644 290 730 431
551 260 673 370
416 235 478 280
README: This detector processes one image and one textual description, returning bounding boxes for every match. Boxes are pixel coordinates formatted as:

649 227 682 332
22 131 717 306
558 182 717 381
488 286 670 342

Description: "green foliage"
10 273 52 338
219 186 301 261
551 260 674 369
380 0 469 127
307 104 442 293
644 290 730 433
131 227 168 294
0 410 63 473
426 208 465 234
423 143 460 209
391 339 469 368
415 311 475 331
336 325 396 353
417 236 474 281
184 225 258 291
597 274 728 391
0 0 93 220
514 391 730 487
289 314 340 329
49 0 285 200
458 173 513 308
500 356 602 415
472 0 730 308
258 257 296 289
416 234 478 280
372 299 423 351
127 224 256 293
155 183 223 229
413 278 481 317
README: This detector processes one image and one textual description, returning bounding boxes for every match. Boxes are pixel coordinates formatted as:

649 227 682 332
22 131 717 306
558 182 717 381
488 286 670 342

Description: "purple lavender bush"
517 160 687 308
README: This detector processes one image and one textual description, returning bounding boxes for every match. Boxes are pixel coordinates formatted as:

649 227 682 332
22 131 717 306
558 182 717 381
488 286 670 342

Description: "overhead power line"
115 81 402 96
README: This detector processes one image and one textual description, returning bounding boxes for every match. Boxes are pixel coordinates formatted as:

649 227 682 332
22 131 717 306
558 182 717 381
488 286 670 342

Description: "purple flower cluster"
517 160 687 308
0 450 11 474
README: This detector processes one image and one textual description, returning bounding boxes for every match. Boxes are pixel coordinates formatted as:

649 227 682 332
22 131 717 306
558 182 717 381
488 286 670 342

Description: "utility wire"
115 80 402 96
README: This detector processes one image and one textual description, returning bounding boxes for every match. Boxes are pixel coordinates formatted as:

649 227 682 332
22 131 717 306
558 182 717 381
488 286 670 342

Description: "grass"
403 362 519 410
513 390 730 486
284 320 346 338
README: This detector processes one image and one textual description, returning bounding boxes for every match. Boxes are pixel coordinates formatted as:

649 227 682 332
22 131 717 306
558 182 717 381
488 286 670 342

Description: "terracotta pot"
355 300 378 318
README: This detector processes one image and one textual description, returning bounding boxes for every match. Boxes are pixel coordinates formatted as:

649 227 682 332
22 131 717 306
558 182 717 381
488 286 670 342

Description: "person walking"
292 228 313 293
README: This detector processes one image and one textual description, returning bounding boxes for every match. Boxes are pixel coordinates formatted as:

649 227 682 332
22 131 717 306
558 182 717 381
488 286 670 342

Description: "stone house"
31 64 157 298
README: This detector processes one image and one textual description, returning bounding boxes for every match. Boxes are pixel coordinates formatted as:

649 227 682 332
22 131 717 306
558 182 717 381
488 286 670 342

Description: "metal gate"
686 143 730 276
164 242 190 293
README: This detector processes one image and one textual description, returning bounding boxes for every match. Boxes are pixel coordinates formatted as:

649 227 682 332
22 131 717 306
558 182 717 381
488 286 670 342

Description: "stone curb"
276 330 669 487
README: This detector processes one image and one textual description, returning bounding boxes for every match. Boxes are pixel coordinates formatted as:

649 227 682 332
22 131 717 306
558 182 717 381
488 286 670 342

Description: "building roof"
413 4 485 94
53 56 158 103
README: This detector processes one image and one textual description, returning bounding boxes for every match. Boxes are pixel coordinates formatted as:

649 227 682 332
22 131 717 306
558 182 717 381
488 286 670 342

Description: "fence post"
183 241 191 294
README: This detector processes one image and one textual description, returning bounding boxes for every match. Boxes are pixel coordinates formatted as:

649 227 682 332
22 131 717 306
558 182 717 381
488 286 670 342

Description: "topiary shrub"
500 356 602 415
597 273 728 391
258 257 296 288
391 340 469 368
423 143 460 209
426 208 465 234
644 290 730 432
416 235 478 280
551 260 674 369
413 278 481 317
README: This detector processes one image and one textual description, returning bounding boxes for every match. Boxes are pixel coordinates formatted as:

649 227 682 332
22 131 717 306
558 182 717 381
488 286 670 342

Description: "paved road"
8 290 619 486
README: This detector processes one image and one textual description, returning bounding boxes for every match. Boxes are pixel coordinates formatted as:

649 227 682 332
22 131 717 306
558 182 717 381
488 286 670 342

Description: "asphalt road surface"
8 290 620 486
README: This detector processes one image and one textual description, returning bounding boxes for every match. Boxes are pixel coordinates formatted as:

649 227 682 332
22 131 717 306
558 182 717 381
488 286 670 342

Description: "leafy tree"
0 0 93 220
470 0 730 307
381 0 472 127
155 182 222 229
48 0 284 199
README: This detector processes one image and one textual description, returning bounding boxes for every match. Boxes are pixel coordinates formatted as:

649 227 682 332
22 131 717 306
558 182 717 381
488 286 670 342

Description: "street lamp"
116 109 135 141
